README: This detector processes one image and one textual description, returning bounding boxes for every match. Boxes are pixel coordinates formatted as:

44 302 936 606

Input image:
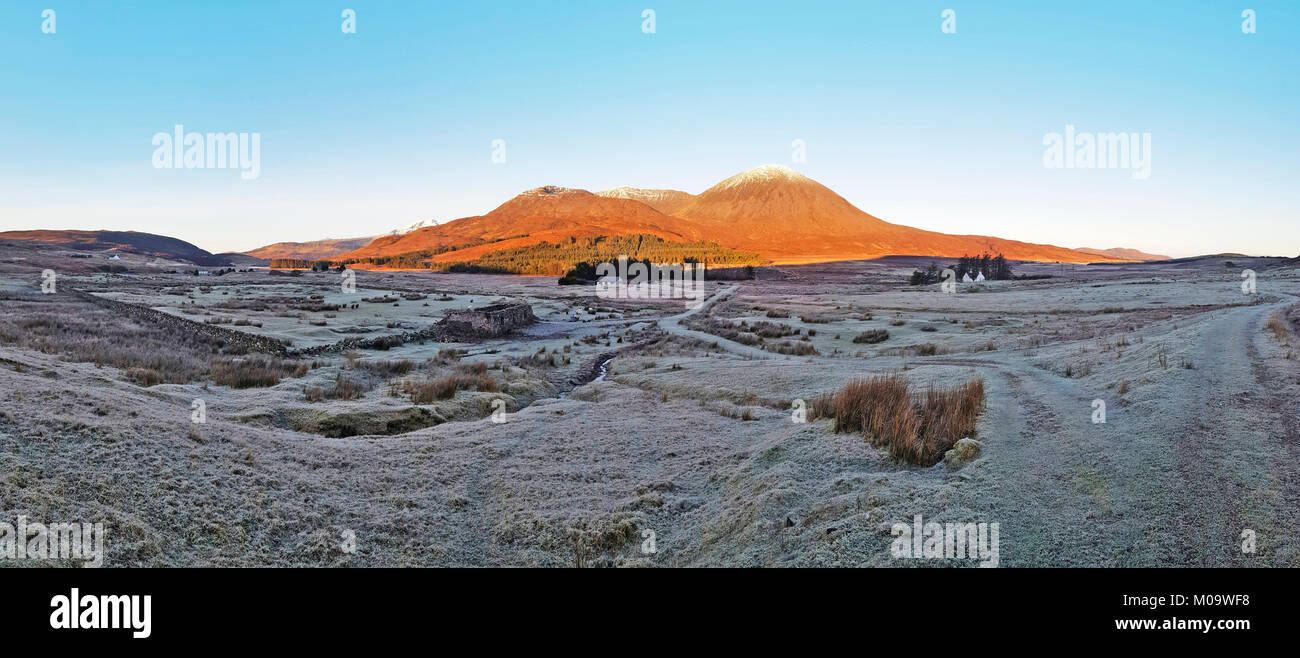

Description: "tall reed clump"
211 356 304 389
830 374 984 465
1266 312 1288 343
404 363 500 404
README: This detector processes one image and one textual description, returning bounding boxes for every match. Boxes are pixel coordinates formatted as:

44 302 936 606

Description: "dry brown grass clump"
303 372 372 402
808 393 836 421
127 368 162 387
404 364 500 404
913 380 985 463
747 320 799 338
211 356 304 389
829 374 985 465
358 359 413 377
765 341 819 356
833 374 913 434
1266 313 1288 343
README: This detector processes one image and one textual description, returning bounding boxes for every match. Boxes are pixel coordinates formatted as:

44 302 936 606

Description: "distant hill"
338 186 706 266
334 165 1118 269
245 236 375 261
1075 247 1170 261
217 252 270 267
0 229 228 265
596 187 696 216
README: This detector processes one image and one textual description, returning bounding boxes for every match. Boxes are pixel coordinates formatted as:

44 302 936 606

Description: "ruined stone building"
438 302 536 338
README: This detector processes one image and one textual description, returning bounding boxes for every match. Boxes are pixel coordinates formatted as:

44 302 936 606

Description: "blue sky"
1 1 1296 256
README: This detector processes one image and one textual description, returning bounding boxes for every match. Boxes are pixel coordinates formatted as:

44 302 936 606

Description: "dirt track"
668 282 1300 566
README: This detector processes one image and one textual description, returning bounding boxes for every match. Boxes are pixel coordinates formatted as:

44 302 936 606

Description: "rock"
944 438 983 470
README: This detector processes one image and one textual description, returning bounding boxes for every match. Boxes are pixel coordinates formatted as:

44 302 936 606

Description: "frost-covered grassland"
2 243 1298 566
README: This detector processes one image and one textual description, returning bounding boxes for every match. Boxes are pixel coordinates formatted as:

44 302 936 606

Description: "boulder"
943 438 983 470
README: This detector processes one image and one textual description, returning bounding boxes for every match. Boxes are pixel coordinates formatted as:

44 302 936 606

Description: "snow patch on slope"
389 218 442 236
710 164 808 191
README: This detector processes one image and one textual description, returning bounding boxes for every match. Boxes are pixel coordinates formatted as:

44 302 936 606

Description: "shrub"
852 329 889 344
369 335 406 351
749 320 798 338
765 341 819 356
359 359 414 377
457 362 488 376
436 347 464 363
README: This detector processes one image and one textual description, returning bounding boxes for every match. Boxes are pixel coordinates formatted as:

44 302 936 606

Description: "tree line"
271 234 765 276
909 253 1017 285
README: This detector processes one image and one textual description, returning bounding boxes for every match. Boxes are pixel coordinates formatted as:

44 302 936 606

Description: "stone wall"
73 290 289 356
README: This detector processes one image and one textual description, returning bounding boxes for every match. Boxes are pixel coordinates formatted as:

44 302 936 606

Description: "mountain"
386 218 443 236
673 165 1112 264
0 230 228 265
596 187 695 216
333 165 1125 268
338 186 705 265
245 236 375 261
1075 247 1170 261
